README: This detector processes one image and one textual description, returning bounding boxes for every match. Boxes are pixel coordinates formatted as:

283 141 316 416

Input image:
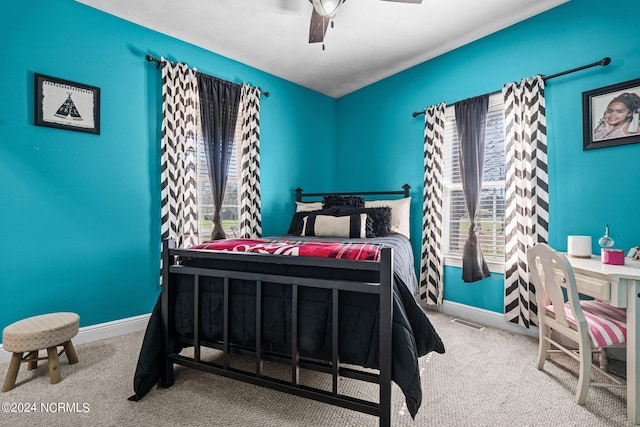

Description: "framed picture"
582 77 640 150
34 73 100 135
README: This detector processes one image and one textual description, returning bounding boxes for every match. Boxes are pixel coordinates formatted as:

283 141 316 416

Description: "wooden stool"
2 312 79 392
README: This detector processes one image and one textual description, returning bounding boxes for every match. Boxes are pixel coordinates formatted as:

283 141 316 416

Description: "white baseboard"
422 301 627 362
423 300 539 338
0 313 151 364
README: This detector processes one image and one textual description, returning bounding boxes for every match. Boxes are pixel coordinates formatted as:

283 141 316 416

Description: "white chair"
527 243 626 404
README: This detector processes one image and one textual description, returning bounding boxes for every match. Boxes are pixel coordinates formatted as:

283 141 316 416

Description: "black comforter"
130 238 445 418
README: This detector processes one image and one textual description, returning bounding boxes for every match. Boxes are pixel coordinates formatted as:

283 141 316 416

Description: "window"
442 94 505 272
196 115 242 243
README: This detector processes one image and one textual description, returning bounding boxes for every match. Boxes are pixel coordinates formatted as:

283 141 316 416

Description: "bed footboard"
159 238 394 426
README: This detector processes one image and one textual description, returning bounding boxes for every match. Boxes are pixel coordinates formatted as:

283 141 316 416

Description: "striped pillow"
302 213 370 238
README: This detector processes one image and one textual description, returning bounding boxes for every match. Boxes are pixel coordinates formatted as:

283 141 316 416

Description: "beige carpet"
0 310 631 426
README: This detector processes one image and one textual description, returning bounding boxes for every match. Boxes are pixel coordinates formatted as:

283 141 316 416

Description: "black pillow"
287 209 328 235
287 206 392 238
288 207 374 238
302 213 372 238
288 208 346 235
322 194 365 209
330 206 392 237
321 194 343 209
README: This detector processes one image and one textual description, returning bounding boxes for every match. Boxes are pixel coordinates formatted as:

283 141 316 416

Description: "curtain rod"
411 57 611 117
145 54 270 97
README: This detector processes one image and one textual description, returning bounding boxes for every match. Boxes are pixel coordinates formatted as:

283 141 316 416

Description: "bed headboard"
294 184 410 202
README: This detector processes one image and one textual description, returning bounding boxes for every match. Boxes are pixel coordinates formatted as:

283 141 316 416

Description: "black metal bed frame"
159 185 411 426
294 183 411 202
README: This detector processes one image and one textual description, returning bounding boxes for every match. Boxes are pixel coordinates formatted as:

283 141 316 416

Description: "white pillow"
364 197 411 239
295 201 323 212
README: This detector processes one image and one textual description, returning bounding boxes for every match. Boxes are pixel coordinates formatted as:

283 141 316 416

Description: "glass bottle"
598 224 614 249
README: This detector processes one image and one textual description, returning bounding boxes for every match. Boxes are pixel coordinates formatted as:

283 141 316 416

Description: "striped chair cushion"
546 300 626 347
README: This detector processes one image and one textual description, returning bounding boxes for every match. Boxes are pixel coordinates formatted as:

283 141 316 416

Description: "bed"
130 185 445 426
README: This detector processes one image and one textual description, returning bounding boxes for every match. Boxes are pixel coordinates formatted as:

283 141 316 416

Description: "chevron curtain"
420 103 446 305
160 61 199 250
238 84 262 239
502 75 549 328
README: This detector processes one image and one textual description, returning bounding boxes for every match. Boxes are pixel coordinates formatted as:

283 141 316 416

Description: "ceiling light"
311 0 344 18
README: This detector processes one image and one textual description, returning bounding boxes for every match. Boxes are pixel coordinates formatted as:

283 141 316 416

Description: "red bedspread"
190 239 382 261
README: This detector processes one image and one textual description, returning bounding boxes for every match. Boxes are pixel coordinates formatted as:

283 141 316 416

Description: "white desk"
567 255 640 424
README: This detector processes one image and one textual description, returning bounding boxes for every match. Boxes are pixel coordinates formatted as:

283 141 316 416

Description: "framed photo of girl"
582 77 640 150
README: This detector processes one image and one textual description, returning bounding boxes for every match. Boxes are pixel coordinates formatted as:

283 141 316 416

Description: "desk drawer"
576 273 612 302
556 271 612 302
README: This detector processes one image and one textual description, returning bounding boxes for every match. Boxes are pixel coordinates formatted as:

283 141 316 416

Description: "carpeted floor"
0 309 631 426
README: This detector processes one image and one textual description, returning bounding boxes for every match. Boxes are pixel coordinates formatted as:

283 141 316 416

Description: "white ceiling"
77 0 568 98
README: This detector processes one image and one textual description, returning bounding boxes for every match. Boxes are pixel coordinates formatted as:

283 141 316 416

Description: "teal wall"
337 0 640 312
2 0 639 334
0 0 337 332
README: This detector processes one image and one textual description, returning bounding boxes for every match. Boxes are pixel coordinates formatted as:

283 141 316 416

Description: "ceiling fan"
308 0 423 46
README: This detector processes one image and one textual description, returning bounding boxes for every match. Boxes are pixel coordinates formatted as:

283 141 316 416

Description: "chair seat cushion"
2 313 79 353
547 301 626 347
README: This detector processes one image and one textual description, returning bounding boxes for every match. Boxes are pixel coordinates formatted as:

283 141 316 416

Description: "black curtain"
197 74 241 240
455 95 491 282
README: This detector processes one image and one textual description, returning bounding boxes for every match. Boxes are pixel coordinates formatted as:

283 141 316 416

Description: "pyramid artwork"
54 92 83 121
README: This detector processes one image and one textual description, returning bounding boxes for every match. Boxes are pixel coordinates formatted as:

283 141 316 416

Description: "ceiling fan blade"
309 8 330 43
380 0 423 3
279 0 301 11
